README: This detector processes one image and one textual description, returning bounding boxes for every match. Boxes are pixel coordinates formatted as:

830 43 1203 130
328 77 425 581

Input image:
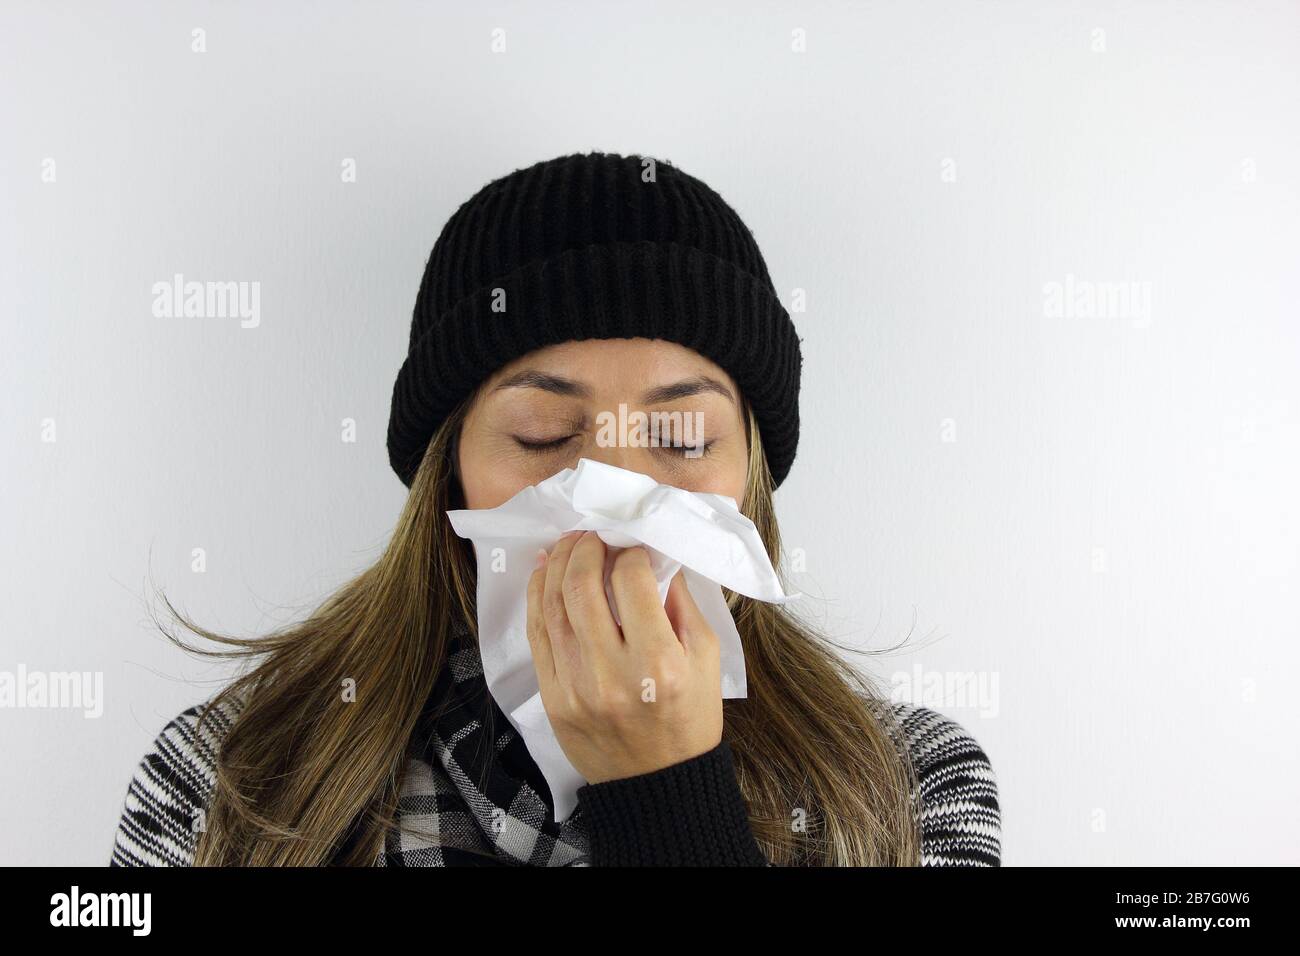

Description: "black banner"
4 865 1283 941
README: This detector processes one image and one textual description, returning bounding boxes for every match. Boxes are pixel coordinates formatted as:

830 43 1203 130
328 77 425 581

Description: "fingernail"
534 547 548 569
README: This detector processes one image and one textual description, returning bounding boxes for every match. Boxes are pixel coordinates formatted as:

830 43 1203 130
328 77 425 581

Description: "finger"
525 548 559 687
561 531 623 660
663 568 718 657
608 546 679 654
542 530 584 655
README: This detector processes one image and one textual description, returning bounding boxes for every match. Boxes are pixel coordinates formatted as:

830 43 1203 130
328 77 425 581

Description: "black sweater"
575 739 769 865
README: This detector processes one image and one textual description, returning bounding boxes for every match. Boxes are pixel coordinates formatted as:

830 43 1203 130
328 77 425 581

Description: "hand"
525 529 724 785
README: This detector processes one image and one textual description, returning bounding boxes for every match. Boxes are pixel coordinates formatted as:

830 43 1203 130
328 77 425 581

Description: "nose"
582 443 639 473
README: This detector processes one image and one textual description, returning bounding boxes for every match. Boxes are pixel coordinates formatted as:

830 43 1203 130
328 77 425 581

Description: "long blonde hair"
162 389 921 866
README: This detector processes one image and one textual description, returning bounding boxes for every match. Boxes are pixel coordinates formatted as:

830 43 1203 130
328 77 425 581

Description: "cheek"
653 438 749 501
460 467 518 511
458 440 535 510
675 462 747 502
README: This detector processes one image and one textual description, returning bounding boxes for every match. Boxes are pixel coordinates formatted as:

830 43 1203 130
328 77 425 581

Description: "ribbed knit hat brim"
386 151 802 488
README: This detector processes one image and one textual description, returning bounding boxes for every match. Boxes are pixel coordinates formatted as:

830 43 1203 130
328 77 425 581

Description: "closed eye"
514 435 576 453
513 435 715 457
657 439 714 458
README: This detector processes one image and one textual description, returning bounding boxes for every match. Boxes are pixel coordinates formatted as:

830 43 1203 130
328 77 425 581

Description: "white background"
2 1 1297 865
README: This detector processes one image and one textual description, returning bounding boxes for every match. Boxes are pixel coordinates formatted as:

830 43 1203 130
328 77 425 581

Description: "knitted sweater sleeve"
109 699 237 867
574 739 769 866
891 702 1002 866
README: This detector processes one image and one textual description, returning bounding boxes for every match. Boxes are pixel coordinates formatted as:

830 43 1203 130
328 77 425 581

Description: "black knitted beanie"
386 150 803 489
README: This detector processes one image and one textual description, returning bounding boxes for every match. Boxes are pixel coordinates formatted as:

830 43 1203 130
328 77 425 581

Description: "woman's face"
457 338 749 510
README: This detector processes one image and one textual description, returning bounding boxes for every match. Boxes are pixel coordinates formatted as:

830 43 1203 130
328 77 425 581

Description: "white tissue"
445 456 800 823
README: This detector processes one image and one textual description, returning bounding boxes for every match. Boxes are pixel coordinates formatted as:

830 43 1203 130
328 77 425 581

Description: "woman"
110 150 1000 867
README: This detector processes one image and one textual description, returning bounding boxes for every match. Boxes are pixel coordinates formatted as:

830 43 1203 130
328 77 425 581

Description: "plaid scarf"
377 621 592 866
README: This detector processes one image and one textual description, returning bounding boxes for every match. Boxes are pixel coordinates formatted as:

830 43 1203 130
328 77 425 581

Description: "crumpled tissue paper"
445 456 801 822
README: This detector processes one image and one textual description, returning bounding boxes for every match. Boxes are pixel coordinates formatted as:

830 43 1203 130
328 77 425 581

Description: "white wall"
2 0 1296 865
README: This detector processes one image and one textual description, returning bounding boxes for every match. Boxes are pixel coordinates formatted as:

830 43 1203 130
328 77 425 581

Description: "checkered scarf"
377 621 592 866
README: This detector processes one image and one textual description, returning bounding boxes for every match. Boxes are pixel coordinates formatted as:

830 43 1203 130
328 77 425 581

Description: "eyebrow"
493 371 735 405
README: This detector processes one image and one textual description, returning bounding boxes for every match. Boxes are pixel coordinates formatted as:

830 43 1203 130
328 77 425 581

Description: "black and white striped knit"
110 627 1001 867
